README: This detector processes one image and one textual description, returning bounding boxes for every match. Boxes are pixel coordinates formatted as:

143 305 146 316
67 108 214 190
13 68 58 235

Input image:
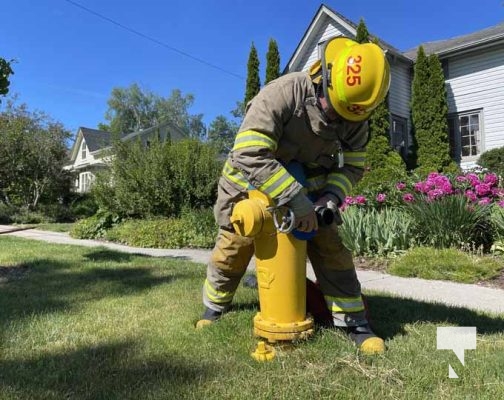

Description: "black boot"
345 324 385 355
195 307 223 329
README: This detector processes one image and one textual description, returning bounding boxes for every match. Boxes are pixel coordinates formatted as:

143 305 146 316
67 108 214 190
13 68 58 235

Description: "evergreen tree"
355 18 370 43
352 22 405 195
244 42 261 105
265 38 280 84
411 46 457 174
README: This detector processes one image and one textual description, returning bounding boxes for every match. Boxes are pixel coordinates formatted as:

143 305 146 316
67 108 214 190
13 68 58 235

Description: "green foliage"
265 38 280 84
389 247 502 283
104 85 205 139
353 136 408 195
92 138 222 218
404 195 494 250
411 47 454 173
478 146 504 177
0 100 72 209
339 207 415 256
355 18 371 43
70 210 121 239
244 42 260 105
0 202 15 223
0 58 14 99
207 115 238 153
491 205 504 239
69 194 99 219
105 208 217 249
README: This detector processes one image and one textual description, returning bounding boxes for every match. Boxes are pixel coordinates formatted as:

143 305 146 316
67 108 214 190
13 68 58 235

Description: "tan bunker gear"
202 71 370 327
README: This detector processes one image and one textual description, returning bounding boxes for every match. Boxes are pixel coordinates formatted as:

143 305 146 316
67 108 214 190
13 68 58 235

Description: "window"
79 172 94 193
390 114 408 159
81 141 87 159
448 110 482 163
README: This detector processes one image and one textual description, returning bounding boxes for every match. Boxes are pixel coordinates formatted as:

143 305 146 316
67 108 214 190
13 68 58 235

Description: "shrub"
105 208 217 249
92 138 222 219
0 202 15 224
478 146 504 178
404 195 494 251
388 247 502 283
69 194 98 219
70 211 121 239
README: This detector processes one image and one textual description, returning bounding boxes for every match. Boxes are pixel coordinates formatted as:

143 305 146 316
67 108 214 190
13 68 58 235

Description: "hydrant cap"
230 199 264 237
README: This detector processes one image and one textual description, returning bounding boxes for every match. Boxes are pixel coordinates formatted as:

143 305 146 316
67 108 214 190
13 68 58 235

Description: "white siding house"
286 4 504 169
65 122 187 193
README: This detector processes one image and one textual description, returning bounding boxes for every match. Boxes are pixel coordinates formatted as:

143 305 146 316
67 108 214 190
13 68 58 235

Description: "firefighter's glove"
287 192 318 232
314 194 343 225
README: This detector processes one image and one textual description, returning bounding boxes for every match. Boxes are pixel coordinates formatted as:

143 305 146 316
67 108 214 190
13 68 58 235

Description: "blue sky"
2 0 503 138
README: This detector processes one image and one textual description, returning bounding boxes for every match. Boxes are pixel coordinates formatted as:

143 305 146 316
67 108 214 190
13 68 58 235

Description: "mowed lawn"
0 236 503 400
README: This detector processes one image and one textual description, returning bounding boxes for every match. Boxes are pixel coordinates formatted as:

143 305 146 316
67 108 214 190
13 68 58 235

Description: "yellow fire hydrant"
230 190 314 361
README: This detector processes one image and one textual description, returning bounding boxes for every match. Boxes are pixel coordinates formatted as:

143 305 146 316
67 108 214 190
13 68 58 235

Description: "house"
65 122 187 193
285 4 504 169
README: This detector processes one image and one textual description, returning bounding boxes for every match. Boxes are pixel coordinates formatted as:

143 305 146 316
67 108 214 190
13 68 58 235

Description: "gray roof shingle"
80 127 112 152
403 21 504 60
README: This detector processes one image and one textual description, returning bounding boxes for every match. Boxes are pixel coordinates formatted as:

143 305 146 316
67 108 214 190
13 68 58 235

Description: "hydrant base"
253 313 314 343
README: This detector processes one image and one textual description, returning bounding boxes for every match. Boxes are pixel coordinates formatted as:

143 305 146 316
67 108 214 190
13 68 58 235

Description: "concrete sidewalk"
1 225 504 315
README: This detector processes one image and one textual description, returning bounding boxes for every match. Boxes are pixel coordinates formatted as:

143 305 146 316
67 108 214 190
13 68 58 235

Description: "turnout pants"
202 180 367 327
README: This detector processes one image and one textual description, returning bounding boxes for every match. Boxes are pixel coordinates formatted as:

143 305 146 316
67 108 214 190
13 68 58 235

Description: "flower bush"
342 170 504 253
344 171 504 210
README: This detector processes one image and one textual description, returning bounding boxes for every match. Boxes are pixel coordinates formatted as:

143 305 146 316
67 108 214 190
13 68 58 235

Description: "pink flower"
492 188 504 198
402 193 415 203
395 182 406 190
427 189 444 200
484 173 498 186
355 195 367 205
427 172 440 180
475 183 491 197
466 173 480 187
465 190 477 202
498 200 504 208
413 182 426 193
344 196 355 205
376 193 387 203
455 175 467 183
478 197 492 206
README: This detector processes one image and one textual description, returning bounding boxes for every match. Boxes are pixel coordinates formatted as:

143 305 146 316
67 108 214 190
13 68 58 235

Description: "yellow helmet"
318 37 390 122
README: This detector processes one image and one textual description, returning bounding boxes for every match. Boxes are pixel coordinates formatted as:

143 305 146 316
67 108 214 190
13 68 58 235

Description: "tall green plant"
339 207 415 256
244 42 260 105
405 195 494 250
411 46 457 175
265 38 280 84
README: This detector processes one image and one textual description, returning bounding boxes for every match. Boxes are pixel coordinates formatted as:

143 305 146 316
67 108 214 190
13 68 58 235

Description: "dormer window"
81 141 87 159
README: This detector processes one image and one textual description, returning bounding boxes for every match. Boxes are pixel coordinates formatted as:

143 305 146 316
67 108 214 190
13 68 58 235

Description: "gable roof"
80 127 113 152
403 21 504 60
285 3 409 73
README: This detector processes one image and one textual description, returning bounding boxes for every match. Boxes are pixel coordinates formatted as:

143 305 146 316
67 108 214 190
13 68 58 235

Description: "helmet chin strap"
316 89 339 122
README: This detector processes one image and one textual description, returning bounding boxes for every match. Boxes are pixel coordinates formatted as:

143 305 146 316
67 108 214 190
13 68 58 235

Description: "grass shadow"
0 340 214 399
84 248 136 262
366 294 504 339
0 258 183 328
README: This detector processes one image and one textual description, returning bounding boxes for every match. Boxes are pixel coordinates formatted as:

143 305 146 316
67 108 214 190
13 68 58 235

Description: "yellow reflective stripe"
335 46 353 103
259 167 295 198
232 130 277 151
222 161 249 189
343 151 366 168
306 175 326 192
325 295 365 313
204 279 234 304
327 173 353 195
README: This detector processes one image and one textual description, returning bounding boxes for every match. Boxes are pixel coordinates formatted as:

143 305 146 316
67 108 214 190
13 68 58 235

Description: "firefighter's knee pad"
211 229 254 273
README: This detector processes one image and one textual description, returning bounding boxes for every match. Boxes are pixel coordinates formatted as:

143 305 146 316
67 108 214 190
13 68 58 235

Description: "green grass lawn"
1 236 503 399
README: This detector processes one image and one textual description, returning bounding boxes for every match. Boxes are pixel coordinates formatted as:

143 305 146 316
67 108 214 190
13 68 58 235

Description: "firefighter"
197 37 391 355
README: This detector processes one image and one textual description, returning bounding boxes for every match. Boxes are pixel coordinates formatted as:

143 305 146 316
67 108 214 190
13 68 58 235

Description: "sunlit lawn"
0 236 503 399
